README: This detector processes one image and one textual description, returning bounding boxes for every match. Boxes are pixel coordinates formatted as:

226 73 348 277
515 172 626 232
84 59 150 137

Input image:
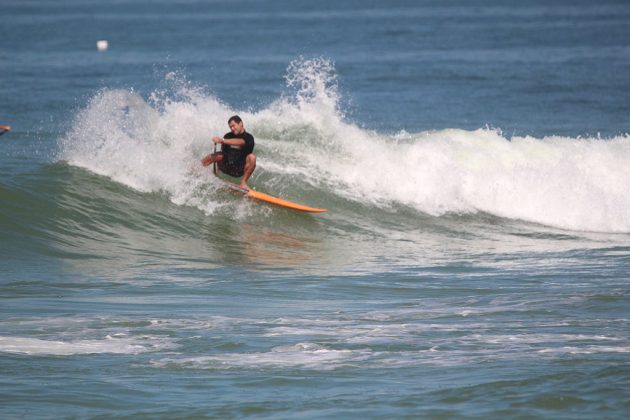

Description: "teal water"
2 0 630 418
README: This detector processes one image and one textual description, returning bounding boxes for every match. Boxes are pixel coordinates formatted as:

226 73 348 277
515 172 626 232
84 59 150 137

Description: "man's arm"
213 136 245 147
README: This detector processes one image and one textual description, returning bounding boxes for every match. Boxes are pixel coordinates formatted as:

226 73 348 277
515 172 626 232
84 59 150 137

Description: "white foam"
537 345 630 355
58 81 231 215
6 313 617 368
0 315 183 356
464 333 622 345
152 342 372 371
0 335 173 356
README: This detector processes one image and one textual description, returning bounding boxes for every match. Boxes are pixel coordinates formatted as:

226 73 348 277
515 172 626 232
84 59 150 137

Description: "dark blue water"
4 0 630 136
1 1 629 418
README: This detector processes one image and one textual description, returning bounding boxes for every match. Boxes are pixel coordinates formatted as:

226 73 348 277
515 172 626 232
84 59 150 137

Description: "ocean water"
1 0 630 418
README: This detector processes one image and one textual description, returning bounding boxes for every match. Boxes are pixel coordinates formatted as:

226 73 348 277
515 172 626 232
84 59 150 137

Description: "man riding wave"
201 115 256 190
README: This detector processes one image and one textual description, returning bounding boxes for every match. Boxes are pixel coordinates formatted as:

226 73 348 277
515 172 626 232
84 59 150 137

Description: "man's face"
229 120 244 135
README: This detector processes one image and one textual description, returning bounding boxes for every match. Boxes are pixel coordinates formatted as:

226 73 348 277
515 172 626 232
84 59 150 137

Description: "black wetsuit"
218 131 255 177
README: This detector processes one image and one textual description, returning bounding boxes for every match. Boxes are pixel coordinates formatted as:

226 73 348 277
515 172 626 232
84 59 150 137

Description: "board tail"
247 190 327 213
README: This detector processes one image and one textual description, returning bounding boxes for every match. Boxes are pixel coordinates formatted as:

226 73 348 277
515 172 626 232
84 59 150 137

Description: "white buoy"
96 40 109 51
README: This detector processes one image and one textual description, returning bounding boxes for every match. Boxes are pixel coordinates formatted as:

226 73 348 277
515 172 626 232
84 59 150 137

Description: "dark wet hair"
228 115 242 124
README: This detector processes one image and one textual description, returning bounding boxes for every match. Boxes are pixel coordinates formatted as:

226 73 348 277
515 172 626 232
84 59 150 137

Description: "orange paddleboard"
220 179 327 213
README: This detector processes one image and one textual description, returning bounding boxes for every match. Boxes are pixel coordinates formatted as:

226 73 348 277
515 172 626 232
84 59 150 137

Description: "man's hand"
200 155 213 166
212 136 223 144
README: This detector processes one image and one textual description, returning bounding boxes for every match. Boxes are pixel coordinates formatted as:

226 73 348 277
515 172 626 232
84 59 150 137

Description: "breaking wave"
58 57 630 232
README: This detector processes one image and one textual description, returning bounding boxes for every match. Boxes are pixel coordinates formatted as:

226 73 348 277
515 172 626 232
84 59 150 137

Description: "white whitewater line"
0 335 175 356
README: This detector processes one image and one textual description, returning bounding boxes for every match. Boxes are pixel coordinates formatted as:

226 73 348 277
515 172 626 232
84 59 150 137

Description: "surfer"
201 115 256 190
0 125 11 136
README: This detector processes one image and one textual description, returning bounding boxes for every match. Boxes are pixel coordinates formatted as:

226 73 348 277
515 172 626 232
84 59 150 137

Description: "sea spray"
58 84 231 215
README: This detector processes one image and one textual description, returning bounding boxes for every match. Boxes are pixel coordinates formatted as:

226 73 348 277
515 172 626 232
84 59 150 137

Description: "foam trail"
58 58 630 232
0 335 172 356
153 343 372 371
